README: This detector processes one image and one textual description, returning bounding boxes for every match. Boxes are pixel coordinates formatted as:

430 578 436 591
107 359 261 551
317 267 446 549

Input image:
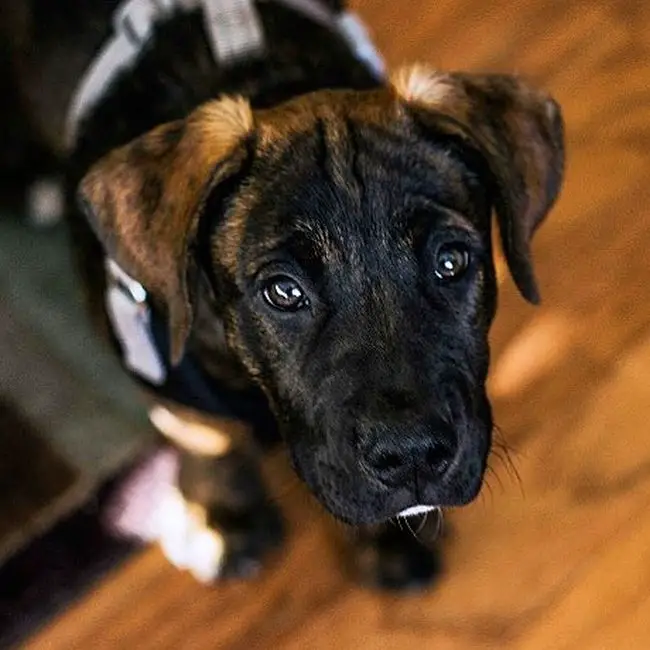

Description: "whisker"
432 507 444 540
414 511 429 536
490 424 525 497
403 515 418 540
493 444 522 482
489 461 506 493
481 469 496 507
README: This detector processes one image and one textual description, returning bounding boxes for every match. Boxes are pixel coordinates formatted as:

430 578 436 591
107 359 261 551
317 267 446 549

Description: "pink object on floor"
102 446 179 542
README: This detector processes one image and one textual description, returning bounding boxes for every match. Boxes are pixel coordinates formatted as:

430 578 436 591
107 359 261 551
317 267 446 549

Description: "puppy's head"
79 65 564 525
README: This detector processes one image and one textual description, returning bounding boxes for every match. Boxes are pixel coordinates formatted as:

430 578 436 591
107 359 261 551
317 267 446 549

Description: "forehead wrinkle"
349 120 480 217
215 103 483 288
292 217 340 262
292 206 397 290
317 116 362 208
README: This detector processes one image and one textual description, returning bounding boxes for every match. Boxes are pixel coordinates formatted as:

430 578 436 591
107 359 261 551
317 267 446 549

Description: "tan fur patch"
191 95 254 144
391 64 454 106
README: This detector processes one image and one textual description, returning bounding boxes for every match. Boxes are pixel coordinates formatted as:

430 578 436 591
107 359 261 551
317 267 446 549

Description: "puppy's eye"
434 242 470 281
262 276 309 311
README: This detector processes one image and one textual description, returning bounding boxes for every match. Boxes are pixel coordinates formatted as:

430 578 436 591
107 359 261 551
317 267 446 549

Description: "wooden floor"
26 1 650 648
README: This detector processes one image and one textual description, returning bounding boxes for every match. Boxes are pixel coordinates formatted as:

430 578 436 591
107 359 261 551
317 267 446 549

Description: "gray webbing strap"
65 0 385 147
65 0 264 146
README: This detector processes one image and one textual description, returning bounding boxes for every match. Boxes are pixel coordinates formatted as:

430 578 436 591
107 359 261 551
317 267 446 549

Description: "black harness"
147 306 280 446
105 256 279 445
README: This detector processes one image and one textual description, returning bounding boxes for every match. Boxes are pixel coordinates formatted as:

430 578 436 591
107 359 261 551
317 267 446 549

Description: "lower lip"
397 505 437 517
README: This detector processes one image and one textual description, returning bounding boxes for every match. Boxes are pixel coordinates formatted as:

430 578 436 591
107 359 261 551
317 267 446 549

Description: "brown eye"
434 243 470 280
263 276 309 311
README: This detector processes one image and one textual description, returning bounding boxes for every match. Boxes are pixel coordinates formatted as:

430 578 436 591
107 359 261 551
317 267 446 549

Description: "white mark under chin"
398 505 437 518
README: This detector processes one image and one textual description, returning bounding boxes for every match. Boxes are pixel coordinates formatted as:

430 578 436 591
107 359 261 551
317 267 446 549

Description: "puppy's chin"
287 457 397 525
292 462 488 526
291 471 437 526
318 500 440 527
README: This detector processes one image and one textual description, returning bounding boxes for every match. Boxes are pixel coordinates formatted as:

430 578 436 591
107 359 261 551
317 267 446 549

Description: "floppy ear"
78 96 254 365
392 65 564 303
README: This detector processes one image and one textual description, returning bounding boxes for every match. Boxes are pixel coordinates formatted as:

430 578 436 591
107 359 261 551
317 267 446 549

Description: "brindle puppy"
4 0 564 589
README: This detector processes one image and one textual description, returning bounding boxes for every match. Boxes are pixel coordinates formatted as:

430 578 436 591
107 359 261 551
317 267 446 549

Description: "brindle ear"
78 96 253 365
392 64 564 303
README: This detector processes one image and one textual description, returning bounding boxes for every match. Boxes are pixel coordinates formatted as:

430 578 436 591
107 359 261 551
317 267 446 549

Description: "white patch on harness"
105 259 167 385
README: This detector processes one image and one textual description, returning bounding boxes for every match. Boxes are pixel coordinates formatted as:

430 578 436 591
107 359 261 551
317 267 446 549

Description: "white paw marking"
156 488 226 583
186 527 226 583
102 448 227 582
156 488 194 568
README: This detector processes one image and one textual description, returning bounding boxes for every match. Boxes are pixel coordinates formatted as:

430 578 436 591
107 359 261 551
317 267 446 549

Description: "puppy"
6 0 564 589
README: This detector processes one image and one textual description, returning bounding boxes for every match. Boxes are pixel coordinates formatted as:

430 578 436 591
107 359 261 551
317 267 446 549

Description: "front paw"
209 502 285 580
157 490 284 583
350 523 442 591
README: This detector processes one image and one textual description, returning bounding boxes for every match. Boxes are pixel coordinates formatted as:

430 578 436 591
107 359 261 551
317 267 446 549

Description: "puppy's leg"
149 405 284 582
350 517 444 591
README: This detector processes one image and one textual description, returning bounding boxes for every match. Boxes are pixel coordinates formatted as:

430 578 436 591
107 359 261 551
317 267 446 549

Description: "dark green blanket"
0 217 155 644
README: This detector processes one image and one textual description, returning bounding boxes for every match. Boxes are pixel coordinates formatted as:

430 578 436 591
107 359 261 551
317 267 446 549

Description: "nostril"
360 445 408 486
425 439 456 476
374 450 402 473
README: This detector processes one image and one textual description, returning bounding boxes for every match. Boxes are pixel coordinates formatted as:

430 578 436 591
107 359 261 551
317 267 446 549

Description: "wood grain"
26 0 650 648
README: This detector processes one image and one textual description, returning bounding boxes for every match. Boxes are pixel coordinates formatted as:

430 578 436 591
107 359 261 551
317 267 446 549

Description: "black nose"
359 423 458 487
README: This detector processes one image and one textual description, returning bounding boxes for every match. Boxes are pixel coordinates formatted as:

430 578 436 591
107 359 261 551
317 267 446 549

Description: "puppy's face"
80 66 564 525
210 98 497 523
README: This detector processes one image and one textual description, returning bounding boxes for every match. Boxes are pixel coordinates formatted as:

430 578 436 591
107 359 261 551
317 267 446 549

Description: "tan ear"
392 64 564 303
78 96 253 364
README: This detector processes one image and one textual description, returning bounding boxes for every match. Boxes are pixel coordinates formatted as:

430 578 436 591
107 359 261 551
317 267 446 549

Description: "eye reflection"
263 276 309 311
